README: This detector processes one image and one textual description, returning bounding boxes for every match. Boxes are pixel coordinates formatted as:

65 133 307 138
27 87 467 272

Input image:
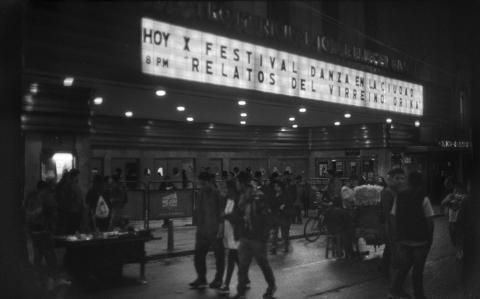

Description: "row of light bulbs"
58 77 422 128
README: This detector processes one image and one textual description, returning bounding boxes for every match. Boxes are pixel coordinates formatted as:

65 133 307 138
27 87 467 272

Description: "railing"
118 177 350 252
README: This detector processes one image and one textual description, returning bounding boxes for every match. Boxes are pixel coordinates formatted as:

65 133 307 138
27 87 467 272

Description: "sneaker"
263 285 277 298
189 278 207 289
209 279 222 289
217 285 230 294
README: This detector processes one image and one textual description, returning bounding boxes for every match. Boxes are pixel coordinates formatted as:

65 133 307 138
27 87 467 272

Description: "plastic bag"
95 195 110 219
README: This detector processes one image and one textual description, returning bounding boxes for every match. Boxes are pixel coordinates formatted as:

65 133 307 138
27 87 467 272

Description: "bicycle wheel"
304 217 321 242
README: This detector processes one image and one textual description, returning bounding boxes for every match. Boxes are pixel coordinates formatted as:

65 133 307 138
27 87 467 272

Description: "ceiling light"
125 111 133 118
63 77 74 87
344 113 351 118
93 97 103 105
186 117 194 122
238 100 246 106
30 83 38 94
208 123 215 129
292 124 298 128
334 121 341 126
281 128 286 132
414 120 420 127
299 107 307 113
386 118 392 123
177 106 185 111
332 159 336 162
289 117 295 121
391 124 395 129
240 120 246 125
240 112 247 117
155 89 166 96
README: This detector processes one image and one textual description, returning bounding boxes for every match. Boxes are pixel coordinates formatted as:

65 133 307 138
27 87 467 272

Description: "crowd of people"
23 169 129 292
24 165 472 299
188 166 472 299
189 168 313 299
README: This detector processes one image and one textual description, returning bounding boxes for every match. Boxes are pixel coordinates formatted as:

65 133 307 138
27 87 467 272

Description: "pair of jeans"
224 249 250 287
30 231 57 278
237 238 275 295
194 232 225 283
390 243 430 297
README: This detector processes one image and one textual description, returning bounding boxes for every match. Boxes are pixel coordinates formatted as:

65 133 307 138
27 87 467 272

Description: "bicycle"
304 191 332 242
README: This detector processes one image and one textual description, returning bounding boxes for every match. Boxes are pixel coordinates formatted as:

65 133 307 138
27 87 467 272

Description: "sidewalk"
131 216 311 259
132 205 444 260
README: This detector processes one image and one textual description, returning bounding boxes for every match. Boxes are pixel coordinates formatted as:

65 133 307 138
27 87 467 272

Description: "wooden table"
55 230 152 283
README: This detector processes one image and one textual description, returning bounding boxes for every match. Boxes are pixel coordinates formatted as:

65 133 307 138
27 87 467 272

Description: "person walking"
85 175 111 232
379 168 406 278
389 171 435 299
292 175 305 224
189 172 225 289
441 182 467 251
233 172 276 299
269 180 291 254
217 179 250 295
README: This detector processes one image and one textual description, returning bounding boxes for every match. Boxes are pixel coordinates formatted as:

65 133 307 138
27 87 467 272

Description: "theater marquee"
141 18 423 115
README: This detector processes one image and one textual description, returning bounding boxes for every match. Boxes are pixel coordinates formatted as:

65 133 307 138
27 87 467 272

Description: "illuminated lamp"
63 77 74 87
155 89 166 96
93 97 103 105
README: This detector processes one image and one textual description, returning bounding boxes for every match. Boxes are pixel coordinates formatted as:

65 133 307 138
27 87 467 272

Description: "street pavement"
134 205 444 259
65 216 468 299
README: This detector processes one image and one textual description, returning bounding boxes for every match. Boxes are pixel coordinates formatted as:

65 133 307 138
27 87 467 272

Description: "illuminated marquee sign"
141 18 423 115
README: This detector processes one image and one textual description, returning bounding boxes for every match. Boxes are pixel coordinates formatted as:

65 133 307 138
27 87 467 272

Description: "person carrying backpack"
86 175 111 232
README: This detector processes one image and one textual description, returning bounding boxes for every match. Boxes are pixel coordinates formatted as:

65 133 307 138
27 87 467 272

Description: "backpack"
95 195 110 219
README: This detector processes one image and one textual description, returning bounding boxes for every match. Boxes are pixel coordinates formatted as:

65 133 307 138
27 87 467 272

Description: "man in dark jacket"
189 172 225 289
389 171 434 299
379 168 407 277
25 179 64 290
233 172 276 299
269 180 291 254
